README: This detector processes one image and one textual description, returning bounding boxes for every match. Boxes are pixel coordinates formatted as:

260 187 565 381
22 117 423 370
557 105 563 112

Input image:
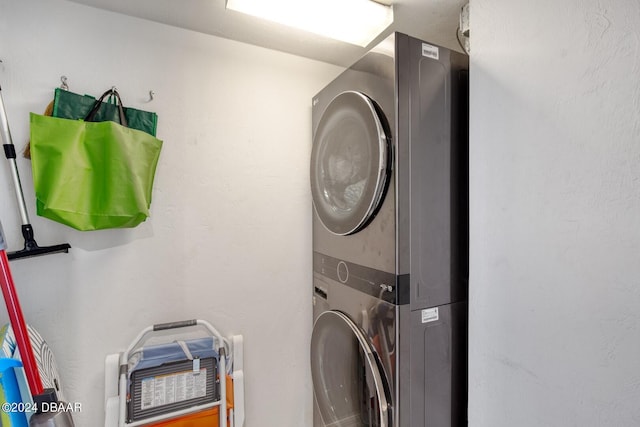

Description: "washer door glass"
311 310 392 427
311 91 390 236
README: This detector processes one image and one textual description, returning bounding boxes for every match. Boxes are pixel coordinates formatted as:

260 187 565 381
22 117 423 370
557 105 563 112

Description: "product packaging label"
422 43 440 60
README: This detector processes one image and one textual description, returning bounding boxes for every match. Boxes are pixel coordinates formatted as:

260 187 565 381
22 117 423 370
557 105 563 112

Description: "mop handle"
0 86 31 225
0 229 44 395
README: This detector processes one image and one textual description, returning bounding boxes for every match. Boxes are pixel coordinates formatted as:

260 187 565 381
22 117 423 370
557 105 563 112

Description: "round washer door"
311 91 391 236
311 310 392 427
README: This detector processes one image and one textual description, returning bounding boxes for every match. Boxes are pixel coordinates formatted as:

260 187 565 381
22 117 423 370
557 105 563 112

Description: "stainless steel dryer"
310 33 469 426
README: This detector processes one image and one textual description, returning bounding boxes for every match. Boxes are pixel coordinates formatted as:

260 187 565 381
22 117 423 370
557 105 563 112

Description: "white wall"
0 0 341 425
469 0 640 426
6 0 639 425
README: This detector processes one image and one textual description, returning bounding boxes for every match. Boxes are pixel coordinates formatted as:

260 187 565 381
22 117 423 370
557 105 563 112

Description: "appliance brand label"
421 307 439 323
422 43 440 60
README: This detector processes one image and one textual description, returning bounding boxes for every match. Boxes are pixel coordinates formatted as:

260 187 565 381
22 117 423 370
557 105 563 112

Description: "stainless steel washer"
310 33 469 427
311 265 468 427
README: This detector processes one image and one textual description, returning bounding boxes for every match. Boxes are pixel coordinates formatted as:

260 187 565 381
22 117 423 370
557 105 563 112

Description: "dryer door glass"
311 310 392 427
311 91 390 236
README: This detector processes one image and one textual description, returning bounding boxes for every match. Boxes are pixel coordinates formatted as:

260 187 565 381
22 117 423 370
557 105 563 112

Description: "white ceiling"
67 0 466 67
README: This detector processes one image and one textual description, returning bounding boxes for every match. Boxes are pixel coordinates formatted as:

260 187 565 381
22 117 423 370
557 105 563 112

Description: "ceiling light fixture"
225 0 394 47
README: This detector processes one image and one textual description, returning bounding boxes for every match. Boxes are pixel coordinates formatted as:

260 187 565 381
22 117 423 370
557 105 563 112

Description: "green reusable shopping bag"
52 87 158 136
29 97 163 230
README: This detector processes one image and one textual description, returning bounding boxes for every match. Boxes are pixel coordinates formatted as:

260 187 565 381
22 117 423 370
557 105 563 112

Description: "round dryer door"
311 91 391 236
311 310 392 427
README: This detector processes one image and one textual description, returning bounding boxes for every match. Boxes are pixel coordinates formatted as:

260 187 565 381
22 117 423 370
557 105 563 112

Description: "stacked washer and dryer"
310 33 469 427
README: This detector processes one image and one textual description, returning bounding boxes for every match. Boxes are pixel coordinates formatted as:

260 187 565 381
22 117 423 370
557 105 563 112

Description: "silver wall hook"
148 90 155 102
60 76 69 90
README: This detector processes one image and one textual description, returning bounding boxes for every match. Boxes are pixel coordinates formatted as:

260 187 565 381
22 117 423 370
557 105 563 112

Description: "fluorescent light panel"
226 0 393 47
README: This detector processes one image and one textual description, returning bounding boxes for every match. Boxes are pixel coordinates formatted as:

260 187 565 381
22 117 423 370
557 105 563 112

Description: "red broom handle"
0 249 44 396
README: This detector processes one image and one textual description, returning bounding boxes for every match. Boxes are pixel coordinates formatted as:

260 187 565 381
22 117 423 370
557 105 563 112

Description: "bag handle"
84 88 128 127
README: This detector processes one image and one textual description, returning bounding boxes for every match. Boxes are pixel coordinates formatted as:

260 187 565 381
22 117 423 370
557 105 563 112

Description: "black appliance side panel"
395 33 411 279
408 37 469 310
409 301 468 427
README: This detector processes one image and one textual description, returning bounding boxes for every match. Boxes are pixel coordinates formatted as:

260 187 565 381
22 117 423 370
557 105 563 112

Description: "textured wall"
0 0 341 424
469 0 640 425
